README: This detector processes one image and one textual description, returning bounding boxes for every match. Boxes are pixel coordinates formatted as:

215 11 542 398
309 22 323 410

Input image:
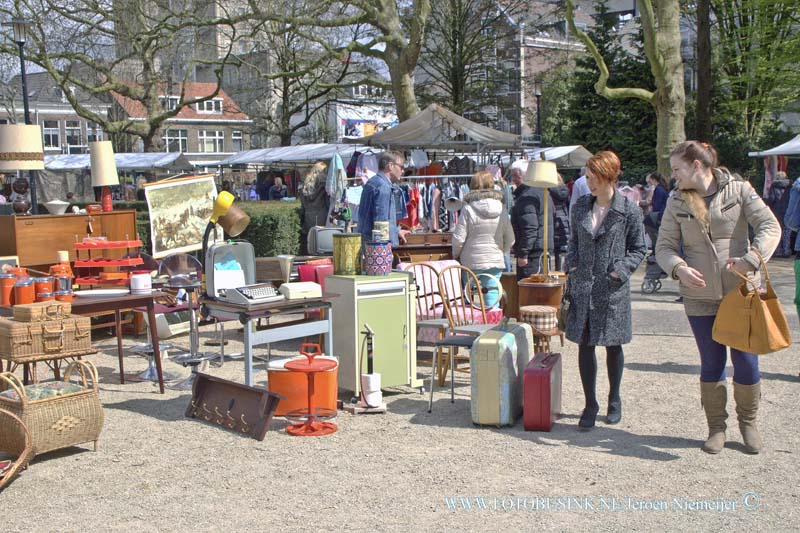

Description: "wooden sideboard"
392 232 453 264
0 210 138 267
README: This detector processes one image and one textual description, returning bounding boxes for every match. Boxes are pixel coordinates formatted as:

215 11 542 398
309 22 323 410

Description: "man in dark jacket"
509 161 554 280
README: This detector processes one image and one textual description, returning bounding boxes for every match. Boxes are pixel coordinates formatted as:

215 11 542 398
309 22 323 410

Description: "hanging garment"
409 149 430 169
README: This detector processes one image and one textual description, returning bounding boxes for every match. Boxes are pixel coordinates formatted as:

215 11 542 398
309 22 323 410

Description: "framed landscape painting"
144 174 221 259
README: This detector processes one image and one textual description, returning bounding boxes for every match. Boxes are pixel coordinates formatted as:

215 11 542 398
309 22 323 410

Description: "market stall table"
70 291 167 393
200 296 333 387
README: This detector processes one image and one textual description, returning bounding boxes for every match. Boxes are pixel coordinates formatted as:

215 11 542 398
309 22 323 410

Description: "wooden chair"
401 262 450 386
429 265 499 412
0 408 33 491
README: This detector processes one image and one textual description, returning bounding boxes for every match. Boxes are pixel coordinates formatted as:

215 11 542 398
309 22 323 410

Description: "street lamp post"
5 19 38 213
534 80 542 145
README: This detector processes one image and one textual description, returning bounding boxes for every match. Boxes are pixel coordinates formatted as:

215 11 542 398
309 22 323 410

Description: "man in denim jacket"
357 150 408 246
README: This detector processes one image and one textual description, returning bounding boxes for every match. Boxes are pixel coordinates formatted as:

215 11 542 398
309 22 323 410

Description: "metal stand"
169 286 216 390
209 319 244 368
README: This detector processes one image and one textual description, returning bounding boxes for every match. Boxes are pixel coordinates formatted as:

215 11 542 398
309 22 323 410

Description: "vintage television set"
307 226 344 255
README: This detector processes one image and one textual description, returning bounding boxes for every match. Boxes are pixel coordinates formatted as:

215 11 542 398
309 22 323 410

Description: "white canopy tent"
748 134 800 157
43 152 195 172
219 143 372 166
503 145 593 169
37 152 195 203
343 103 522 150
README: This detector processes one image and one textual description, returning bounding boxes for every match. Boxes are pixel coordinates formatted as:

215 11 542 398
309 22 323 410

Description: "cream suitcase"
470 322 532 427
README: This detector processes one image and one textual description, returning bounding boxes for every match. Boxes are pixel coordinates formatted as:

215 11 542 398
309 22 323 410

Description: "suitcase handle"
538 353 556 367
46 304 63 320
73 321 91 340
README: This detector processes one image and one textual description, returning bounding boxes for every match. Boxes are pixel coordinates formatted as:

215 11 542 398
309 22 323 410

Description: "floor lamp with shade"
518 154 566 312
524 155 559 277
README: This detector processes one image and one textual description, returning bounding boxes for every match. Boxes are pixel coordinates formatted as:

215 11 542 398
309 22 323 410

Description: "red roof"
110 82 249 121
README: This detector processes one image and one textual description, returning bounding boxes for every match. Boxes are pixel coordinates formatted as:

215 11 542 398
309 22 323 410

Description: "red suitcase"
523 352 562 431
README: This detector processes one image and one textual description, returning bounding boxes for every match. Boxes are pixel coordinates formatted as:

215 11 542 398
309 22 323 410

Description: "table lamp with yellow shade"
89 140 118 212
201 190 251 270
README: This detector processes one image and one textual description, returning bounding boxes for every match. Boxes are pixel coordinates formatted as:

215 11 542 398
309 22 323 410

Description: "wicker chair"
0 408 33 491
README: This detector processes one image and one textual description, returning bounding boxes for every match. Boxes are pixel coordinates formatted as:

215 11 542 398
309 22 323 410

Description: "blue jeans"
688 315 759 385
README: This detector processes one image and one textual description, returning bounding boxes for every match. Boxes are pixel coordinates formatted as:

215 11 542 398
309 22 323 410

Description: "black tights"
578 344 624 411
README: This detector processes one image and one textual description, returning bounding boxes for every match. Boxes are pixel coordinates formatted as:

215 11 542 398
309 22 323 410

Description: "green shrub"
238 202 302 256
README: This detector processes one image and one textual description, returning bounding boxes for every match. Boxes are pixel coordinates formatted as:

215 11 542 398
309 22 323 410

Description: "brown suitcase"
12 301 72 323
0 316 92 362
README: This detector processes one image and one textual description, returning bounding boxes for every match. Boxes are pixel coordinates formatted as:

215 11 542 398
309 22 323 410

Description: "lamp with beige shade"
524 155 559 277
0 124 45 215
89 140 119 212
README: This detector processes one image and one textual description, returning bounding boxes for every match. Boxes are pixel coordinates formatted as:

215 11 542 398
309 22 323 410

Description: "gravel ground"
3 258 799 532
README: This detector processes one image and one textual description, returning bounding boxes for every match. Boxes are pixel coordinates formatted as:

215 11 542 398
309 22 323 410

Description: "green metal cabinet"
327 273 421 394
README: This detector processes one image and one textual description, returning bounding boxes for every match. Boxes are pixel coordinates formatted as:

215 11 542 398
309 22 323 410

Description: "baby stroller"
641 255 667 293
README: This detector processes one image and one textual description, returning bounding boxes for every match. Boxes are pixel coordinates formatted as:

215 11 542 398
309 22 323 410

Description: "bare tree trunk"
386 44 421 121
566 0 686 176
695 0 712 142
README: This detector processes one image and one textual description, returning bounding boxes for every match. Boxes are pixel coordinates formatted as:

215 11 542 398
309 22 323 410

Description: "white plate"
73 289 130 298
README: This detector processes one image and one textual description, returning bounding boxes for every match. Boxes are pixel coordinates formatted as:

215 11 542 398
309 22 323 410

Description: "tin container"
13 278 35 305
33 276 54 296
36 292 55 302
54 290 74 303
0 273 16 306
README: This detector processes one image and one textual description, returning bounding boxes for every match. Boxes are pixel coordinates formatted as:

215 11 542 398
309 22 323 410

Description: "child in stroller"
640 172 670 293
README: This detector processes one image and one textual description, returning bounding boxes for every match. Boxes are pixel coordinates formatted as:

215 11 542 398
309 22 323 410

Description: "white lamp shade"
524 159 558 188
90 141 119 187
0 124 44 171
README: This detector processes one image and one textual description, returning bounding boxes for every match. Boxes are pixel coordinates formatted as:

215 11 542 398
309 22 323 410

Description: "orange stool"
267 354 338 416
285 344 338 437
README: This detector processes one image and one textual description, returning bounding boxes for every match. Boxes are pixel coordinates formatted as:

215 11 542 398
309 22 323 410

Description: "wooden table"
71 291 167 393
201 296 333 387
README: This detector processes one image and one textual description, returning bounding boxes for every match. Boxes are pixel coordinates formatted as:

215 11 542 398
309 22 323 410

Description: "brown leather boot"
700 381 727 454
734 381 763 455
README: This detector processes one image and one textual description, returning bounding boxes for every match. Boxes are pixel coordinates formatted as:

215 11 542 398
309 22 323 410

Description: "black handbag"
557 276 570 332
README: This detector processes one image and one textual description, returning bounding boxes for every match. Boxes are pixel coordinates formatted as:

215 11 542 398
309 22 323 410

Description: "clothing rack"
402 174 474 180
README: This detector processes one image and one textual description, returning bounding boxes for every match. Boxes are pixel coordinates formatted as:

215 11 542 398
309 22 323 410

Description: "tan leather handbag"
712 250 792 354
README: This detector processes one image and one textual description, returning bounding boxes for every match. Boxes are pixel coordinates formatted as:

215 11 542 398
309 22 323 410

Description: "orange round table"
285 352 338 437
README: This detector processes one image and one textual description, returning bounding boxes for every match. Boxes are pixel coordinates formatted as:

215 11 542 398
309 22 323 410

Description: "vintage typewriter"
217 283 285 307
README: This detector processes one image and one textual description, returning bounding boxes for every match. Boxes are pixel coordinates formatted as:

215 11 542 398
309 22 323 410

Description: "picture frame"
144 174 222 259
0 256 20 271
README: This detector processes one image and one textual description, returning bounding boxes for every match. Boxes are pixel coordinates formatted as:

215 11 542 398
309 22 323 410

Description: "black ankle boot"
606 398 622 424
578 406 599 431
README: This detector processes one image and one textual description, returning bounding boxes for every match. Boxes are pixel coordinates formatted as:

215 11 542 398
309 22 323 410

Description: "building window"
159 96 180 111
196 99 223 113
87 121 103 143
163 129 188 152
231 130 243 152
65 120 84 154
198 130 224 153
43 120 60 148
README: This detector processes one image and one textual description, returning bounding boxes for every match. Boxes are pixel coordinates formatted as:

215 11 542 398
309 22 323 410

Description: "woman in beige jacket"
656 141 780 455
452 170 514 307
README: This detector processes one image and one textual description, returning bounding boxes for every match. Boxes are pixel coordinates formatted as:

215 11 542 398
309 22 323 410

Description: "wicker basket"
0 408 33 491
0 316 92 362
12 301 72 322
0 361 104 455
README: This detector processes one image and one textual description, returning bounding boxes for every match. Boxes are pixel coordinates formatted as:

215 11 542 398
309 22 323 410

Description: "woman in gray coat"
565 151 647 430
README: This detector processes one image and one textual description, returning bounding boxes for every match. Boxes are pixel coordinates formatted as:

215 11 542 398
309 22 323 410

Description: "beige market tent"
344 103 522 150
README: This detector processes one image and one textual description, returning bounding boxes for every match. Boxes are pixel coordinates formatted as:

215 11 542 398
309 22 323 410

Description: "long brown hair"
670 141 719 225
